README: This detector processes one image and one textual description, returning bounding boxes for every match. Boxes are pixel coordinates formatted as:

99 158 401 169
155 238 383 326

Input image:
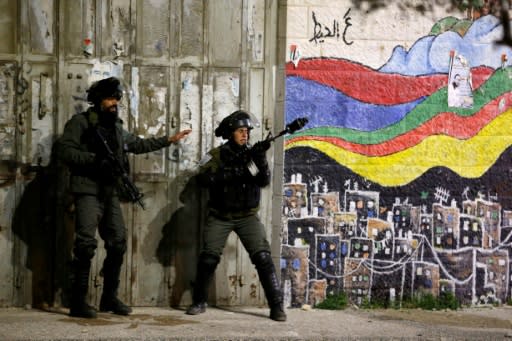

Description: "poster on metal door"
448 52 473 108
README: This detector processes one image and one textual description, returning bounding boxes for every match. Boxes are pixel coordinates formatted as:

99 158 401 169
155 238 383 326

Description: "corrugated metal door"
0 0 280 308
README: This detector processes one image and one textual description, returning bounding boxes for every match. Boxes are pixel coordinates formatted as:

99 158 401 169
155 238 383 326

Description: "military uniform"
197 140 272 257
58 82 173 318
186 111 286 322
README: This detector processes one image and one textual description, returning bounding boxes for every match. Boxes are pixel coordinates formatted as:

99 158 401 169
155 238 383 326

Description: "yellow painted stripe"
286 109 512 186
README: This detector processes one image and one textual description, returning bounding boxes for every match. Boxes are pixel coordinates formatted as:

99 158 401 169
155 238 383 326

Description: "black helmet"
87 77 123 105
215 110 256 139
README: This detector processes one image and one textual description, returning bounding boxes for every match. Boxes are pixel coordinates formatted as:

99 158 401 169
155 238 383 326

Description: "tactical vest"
208 143 261 215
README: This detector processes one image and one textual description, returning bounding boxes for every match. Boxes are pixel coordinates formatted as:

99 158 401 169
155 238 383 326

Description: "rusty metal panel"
59 64 92 130
0 0 17 54
130 181 169 306
249 68 270 232
137 0 170 58
208 0 242 65
132 66 168 176
27 0 56 56
215 233 240 305
87 233 105 307
100 0 134 58
210 69 240 147
0 181 15 307
0 61 17 301
0 63 16 160
237 67 267 305
247 0 265 63
177 68 202 171
200 82 213 156
248 68 265 141
236 240 261 306
180 0 204 58
16 63 56 167
62 0 96 58
28 66 55 167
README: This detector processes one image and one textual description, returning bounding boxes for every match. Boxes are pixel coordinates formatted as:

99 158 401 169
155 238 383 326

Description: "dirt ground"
1 305 512 340
367 306 512 329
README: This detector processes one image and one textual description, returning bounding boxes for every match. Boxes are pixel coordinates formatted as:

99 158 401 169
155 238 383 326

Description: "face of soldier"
100 97 119 114
232 127 249 146
98 97 119 126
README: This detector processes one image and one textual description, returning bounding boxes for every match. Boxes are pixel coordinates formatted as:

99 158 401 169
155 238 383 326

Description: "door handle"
38 73 49 119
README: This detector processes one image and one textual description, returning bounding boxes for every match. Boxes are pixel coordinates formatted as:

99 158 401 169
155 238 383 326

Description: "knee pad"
251 251 273 271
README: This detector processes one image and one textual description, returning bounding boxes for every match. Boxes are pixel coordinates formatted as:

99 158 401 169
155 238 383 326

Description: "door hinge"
14 274 22 288
93 275 102 288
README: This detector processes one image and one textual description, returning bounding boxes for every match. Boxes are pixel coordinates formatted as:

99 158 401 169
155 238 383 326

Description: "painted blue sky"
380 15 512 75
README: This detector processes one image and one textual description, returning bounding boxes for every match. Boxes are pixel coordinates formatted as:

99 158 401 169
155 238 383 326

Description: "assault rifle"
264 117 309 143
250 117 309 152
96 129 145 209
246 117 308 175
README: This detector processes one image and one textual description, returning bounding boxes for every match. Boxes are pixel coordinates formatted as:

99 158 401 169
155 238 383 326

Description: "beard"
98 104 119 127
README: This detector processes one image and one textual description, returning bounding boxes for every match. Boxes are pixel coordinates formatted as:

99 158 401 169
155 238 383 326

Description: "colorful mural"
282 11 512 308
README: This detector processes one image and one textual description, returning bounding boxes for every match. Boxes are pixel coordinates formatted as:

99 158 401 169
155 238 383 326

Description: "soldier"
186 110 286 322
57 77 191 318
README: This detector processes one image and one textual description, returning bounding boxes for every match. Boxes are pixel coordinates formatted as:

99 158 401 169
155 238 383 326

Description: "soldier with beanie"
57 77 191 318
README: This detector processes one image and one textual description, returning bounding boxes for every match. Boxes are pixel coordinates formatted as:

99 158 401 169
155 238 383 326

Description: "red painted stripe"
286 93 512 156
286 59 493 105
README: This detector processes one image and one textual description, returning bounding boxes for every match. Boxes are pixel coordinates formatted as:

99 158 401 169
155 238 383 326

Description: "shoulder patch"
198 152 213 166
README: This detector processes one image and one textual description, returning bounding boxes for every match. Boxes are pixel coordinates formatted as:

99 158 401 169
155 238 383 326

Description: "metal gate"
0 0 282 308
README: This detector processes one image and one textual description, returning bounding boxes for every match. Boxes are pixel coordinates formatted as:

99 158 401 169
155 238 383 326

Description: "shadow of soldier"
11 141 75 310
156 174 206 308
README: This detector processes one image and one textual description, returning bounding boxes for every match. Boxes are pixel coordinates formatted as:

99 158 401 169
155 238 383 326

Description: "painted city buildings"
281 2 512 307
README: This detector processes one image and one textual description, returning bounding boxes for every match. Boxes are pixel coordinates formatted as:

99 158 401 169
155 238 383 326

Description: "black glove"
251 140 271 156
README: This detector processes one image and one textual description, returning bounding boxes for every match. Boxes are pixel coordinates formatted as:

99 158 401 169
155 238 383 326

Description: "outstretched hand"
169 129 192 144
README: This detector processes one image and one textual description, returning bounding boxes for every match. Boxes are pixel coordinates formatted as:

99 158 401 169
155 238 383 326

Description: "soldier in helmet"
186 110 286 322
57 77 191 318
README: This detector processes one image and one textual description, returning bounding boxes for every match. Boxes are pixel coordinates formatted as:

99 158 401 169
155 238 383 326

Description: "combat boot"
99 294 132 315
186 253 219 316
100 279 132 315
252 251 287 322
270 302 287 322
69 260 97 318
100 249 132 315
70 300 97 318
185 302 207 315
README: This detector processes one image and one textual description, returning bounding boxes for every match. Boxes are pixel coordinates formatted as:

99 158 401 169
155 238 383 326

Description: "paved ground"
1 305 512 340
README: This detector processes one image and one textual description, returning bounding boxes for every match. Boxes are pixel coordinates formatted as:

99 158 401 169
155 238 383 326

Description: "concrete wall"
280 0 512 307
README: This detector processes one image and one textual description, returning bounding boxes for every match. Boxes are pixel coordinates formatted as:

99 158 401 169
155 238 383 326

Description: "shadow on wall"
155 174 205 307
11 140 75 309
